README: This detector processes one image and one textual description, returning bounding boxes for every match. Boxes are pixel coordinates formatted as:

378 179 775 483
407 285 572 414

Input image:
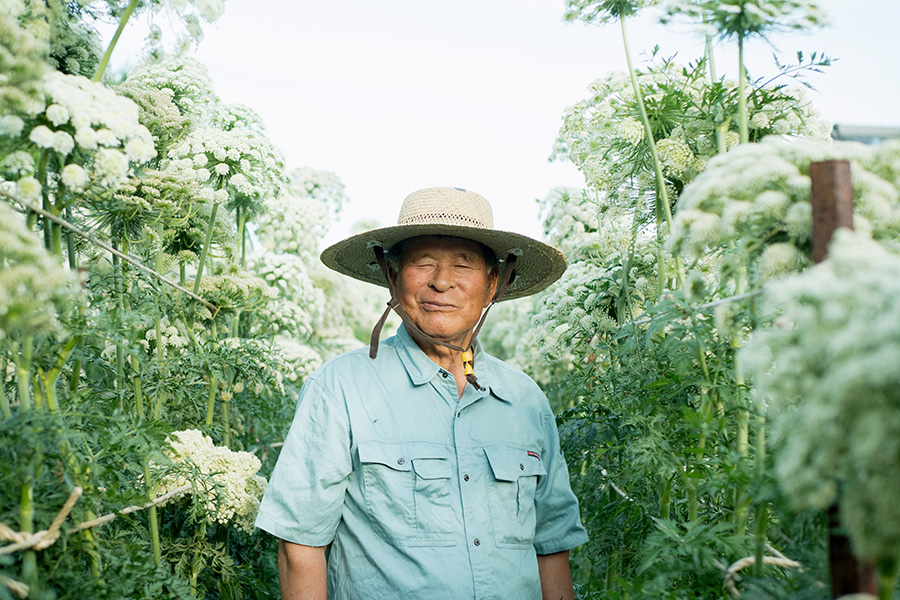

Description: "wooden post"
809 160 876 598
810 160 854 264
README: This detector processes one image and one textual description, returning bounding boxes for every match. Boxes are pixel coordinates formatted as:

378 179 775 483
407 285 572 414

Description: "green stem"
0 353 9 419
16 336 34 411
142 462 161 565
131 355 143 418
65 206 78 270
112 248 125 411
222 393 231 446
190 522 207 594
153 319 167 420
686 476 698 522
20 475 37 592
738 34 749 144
205 374 217 428
659 476 672 520
193 202 220 296
93 0 140 82
753 503 768 577
620 17 672 229
704 19 718 83
237 206 248 269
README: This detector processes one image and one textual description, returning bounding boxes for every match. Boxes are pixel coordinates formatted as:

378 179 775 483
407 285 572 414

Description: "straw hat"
320 186 567 300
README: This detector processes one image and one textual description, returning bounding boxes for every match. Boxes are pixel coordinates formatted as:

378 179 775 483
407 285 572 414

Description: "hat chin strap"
368 246 518 392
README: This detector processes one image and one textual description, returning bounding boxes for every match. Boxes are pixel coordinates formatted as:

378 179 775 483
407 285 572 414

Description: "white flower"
751 111 771 129
52 130 74 155
0 115 25 136
61 164 89 190
94 149 129 186
16 176 42 201
74 127 98 150
214 162 229 175
45 103 70 126
95 128 118 147
29 125 55 148
617 117 644 146
0 151 35 177
124 136 157 162
156 429 267 534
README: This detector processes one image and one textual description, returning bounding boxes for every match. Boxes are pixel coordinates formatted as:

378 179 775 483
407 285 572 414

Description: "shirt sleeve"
254 376 352 546
532 404 589 555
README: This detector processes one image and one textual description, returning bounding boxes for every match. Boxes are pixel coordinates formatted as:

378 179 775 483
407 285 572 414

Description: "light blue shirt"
255 324 588 599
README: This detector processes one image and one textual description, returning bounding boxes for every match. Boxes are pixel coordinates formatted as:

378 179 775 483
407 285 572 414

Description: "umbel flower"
742 231 900 563
156 429 266 534
668 138 900 286
0 202 79 340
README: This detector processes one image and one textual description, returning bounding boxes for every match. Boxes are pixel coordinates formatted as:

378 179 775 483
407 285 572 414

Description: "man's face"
394 236 498 348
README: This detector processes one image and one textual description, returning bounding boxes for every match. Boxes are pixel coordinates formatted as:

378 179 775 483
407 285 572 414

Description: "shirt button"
397 457 405 465
457 412 461 418
463 474 469 481
473 538 480 546
441 371 449 378
519 463 524 470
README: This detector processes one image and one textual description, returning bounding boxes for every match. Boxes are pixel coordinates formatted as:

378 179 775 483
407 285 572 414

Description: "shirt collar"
393 324 513 404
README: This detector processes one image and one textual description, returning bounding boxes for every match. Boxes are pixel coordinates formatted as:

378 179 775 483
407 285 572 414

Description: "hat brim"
320 223 567 300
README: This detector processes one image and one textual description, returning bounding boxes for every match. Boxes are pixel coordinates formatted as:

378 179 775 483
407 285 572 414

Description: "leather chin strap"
368 246 518 392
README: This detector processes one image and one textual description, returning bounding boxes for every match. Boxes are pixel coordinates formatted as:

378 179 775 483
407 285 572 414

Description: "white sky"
104 0 900 244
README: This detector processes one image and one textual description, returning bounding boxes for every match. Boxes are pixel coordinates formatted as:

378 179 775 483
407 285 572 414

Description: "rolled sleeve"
532 406 589 555
255 377 352 546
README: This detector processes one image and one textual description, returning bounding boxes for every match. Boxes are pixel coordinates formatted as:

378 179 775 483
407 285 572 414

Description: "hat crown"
397 187 494 230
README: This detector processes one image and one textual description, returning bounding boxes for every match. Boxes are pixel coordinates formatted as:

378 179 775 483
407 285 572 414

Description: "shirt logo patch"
527 451 541 460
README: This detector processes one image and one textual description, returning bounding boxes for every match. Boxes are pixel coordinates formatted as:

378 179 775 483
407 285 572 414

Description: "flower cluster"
0 202 80 340
555 60 831 212
138 319 188 357
156 429 266 534
195 265 275 314
273 336 323 383
0 6 47 115
170 122 284 215
249 251 326 321
663 0 828 40
669 138 900 286
742 231 900 561
122 55 219 119
0 71 157 199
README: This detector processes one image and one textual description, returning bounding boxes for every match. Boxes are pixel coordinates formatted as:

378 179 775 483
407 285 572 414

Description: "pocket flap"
412 458 452 480
358 441 450 473
484 446 547 481
358 440 412 472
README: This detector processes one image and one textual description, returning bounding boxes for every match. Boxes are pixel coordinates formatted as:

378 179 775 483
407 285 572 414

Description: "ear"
483 266 499 308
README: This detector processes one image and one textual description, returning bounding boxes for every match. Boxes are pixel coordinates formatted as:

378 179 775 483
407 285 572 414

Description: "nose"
429 263 455 292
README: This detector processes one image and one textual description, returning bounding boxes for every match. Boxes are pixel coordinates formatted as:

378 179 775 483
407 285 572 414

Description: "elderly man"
255 187 588 599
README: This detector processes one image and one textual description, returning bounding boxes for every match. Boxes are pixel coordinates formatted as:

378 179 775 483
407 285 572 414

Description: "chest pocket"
484 446 547 548
358 440 457 547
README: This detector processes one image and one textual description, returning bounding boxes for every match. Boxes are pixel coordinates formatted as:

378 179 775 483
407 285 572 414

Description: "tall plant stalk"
737 33 750 144
93 0 139 83
112 246 125 411
193 202 219 296
0 352 9 419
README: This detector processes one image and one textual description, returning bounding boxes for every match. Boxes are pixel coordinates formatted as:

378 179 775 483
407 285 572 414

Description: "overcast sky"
106 0 900 243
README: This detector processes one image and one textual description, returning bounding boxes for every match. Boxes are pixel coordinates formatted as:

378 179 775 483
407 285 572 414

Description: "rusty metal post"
810 160 854 264
809 160 876 598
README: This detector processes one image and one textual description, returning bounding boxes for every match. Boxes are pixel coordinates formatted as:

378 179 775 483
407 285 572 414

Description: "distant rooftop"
831 124 900 144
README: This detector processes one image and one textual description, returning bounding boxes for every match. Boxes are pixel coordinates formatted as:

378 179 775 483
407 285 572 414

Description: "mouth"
420 301 455 311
